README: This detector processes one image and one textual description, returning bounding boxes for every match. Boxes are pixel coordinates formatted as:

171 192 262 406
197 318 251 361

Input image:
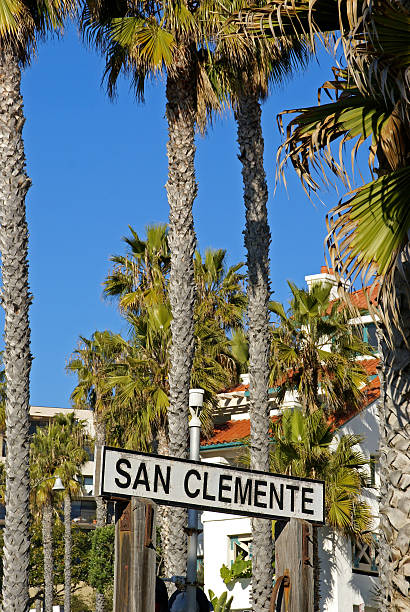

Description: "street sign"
96 446 325 523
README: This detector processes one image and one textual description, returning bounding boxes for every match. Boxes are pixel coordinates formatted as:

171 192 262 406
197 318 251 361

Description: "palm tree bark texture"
95 418 107 612
64 493 72 612
0 48 32 612
42 502 54 612
378 243 410 612
165 46 197 579
236 92 273 612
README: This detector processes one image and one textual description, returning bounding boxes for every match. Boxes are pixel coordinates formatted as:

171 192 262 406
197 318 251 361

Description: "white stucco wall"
200 401 381 612
319 528 379 612
202 510 251 611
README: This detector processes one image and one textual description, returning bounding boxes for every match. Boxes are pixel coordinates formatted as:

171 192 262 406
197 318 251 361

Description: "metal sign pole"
186 389 204 611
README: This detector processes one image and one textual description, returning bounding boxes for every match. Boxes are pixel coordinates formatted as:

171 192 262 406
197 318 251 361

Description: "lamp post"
186 388 204 611
32 475 65 491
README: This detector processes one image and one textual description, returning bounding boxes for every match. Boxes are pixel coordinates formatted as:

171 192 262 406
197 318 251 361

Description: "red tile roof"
221 359 379 397
221 383 248 394
204 369 381 447
201 419 251 446
361 358 379 377
347 285 379 311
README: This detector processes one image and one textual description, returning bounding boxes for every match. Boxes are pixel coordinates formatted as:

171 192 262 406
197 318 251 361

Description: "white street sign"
97 446 325 523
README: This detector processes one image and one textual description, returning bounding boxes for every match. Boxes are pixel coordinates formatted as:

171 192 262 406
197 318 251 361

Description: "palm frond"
327 167 410 283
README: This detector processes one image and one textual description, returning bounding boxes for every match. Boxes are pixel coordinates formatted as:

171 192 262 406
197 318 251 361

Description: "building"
199 268 381 612
0 405 98 527
4 267 382 611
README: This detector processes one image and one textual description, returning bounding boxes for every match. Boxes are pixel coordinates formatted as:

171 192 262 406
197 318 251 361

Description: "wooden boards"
114 498 156 612
274 518 314 612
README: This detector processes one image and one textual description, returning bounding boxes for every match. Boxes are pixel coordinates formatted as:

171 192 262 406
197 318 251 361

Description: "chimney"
305 266 350 300
240 373 250 386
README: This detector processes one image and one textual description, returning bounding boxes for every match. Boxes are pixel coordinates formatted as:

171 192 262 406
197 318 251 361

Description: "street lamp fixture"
32 475 66 491
189 388 204 422
186 388 204 611
52 477 65 491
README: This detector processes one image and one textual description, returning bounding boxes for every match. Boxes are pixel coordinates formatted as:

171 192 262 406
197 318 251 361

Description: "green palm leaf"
278 82 390 191
111 16 175 71
327 167 410 279
0 0 30 37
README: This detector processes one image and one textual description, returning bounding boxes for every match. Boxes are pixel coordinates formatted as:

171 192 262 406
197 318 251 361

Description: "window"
365 455 379 488
71 499 96 524
363 323 378 350
352 537 378 575
228 534 252 565
81 475 94 495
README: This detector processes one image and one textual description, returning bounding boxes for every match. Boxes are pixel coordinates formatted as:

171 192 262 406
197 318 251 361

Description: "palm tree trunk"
42 502 54 612
236 92 273 612
312 525 320 612
64 493 72 612
157 426 171 580
378 243 410 612
165 50 197 578
95 418 106 612
0 48 32 612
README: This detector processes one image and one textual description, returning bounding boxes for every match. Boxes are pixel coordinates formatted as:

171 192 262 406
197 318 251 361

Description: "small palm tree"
270 282 371 416
270 407 373 611
77 228 245 576
53 413 91 612
30 424 63 612
67 330 123 612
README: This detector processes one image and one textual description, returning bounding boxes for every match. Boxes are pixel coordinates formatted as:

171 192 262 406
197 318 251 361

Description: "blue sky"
0 26 355 407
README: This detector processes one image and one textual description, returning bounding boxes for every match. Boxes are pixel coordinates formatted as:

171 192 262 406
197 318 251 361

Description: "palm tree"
102 232 245 576
271 408 373 536
193 248 246 332
226 4 409 607
0 2 77 608
30 423 64 612
81 0 223 576
273 19 409 611
270 407 373 611
104 224 170 314
53 413 91 612
270 281 371 416
67 330 123 611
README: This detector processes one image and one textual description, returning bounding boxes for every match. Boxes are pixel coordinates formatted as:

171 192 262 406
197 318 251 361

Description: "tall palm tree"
270 281 371 416
190 20 305 612
53 413 90 612
274 25 409 612
81 1 224 576
198 9 310 608
0 2 77 609
227 3 409 608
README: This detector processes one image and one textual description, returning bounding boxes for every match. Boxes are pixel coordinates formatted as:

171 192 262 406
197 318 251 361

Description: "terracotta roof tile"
346 285 379 311
361 358 379 377
201 419 250 447
206 377 381 447
221 383 248 394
